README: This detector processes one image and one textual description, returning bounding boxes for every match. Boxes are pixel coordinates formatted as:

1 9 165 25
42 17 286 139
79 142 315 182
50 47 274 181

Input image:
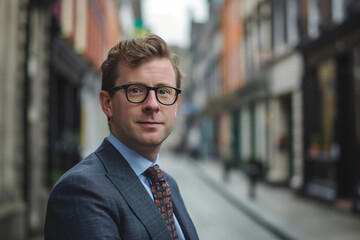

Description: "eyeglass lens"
126 84 177 105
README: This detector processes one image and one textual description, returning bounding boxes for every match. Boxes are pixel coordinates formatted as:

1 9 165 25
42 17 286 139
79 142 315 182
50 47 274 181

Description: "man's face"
101 58 179 159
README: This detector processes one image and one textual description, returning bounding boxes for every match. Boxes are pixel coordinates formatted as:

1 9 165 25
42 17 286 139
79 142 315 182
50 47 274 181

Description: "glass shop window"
308 59 338 159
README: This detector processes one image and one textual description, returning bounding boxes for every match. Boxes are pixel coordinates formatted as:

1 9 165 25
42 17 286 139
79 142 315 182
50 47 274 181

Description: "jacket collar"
95 140 172 240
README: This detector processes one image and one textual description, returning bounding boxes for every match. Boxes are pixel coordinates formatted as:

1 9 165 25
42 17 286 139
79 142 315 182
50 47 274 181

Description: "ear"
99 90 113 118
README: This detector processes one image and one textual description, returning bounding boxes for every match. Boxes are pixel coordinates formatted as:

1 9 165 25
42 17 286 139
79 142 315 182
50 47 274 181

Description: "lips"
137 121 162 128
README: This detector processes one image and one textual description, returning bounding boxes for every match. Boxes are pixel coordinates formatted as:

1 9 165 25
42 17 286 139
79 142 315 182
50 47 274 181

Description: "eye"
158 87 171 96
130 88 140 93
128 85 145 95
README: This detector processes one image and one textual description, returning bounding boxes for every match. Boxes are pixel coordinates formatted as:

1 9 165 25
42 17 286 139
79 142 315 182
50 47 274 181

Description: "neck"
127 144 160 162
139 149 159 162
110 131 160 162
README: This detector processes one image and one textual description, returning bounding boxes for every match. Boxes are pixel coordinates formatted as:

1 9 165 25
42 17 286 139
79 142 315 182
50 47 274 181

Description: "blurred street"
2 0 360 239
160 152 360 240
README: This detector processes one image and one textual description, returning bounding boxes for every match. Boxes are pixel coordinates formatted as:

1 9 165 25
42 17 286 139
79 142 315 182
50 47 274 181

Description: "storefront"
267 52 303 186
301 13 360 212
48 37 86 186
200 77 269 168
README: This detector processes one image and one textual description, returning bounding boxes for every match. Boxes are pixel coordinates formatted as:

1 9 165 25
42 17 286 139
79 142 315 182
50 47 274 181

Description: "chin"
140 139 163 147
139 135 167 146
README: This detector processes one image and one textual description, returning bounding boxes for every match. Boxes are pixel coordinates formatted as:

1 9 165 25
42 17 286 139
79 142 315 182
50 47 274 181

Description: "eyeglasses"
110 83 182 106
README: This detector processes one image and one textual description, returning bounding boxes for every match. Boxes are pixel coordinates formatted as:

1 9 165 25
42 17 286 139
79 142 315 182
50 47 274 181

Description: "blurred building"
299 0 360 212
243 0 303 188
0 0 130 239
0 1 56 239
185 0 360 214
183 0 224 159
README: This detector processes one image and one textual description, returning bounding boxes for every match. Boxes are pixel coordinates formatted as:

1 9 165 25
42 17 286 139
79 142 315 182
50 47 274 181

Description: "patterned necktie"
145 165 178 240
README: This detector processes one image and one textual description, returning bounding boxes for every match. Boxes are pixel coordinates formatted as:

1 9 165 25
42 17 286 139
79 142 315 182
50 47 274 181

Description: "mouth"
137 121 162 128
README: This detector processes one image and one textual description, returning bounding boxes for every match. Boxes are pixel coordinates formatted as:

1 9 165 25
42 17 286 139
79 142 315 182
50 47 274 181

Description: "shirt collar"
107 133 159 176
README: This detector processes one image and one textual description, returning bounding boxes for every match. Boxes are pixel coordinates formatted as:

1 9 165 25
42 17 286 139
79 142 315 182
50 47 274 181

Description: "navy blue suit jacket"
45 140 198 240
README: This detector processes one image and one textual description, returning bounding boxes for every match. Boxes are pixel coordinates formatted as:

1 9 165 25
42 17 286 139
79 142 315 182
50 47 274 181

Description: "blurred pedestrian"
245 157 263 199
45 34 198 240
187 124 201 159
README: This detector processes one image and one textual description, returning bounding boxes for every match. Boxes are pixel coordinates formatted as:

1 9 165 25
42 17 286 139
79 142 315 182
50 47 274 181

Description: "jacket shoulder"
45 153 121 240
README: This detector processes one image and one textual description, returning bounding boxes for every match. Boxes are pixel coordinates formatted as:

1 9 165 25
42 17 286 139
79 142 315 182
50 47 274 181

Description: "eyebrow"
127 82 177 88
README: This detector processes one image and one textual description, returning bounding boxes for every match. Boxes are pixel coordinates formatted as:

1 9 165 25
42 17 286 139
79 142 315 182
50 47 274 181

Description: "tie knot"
145 165 166 184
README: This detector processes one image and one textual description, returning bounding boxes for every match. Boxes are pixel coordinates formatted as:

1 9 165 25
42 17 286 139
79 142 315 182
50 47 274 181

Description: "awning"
202 78 269 115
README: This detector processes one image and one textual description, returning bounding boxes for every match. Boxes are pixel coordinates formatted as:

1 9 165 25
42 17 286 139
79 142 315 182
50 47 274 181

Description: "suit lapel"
165 172 199 240
172 195 191 238
95 140 171 240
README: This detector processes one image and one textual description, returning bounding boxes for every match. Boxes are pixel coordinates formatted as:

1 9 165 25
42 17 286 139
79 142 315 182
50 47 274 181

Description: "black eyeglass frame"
110 83 182 106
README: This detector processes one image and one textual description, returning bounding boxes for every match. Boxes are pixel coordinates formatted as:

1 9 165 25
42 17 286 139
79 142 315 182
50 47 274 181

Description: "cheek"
112 103 131 123
165 108 177 124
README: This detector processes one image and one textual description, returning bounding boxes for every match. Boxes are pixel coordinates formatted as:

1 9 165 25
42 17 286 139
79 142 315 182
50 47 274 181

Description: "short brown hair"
101 34 183 92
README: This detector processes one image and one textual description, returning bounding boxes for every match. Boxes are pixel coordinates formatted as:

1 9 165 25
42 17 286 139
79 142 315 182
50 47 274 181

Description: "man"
45 34 199 240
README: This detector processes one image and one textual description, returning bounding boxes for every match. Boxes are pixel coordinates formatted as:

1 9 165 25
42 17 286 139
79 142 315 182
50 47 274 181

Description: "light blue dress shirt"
108 134 185 240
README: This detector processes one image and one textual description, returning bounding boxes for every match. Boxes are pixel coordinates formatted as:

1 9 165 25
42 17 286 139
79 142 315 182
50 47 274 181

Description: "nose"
142 89 160 112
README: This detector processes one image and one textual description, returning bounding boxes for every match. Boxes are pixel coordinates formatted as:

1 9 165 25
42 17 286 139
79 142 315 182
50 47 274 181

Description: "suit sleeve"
44 173 121 240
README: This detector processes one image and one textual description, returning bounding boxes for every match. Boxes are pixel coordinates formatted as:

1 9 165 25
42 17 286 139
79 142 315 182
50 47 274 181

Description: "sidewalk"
187 155 360 240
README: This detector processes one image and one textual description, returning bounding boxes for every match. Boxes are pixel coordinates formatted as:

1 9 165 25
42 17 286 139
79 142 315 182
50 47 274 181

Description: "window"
308 0 320 37
259 3 272 54
332 0 345 23
286 0 299 46
272 0 286 53
308 59 337 158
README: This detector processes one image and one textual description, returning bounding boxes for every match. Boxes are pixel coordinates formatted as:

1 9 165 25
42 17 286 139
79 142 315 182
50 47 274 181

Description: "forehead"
116 58 176 86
